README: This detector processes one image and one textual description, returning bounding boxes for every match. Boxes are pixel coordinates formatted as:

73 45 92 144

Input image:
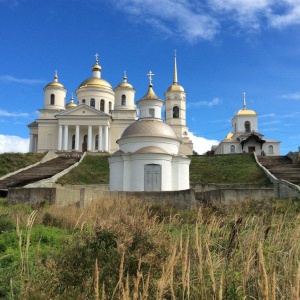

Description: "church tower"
164 53 193 155
43 71 67 111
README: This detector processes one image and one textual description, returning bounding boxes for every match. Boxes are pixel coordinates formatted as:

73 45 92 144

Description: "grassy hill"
0 153 45 177
56 153 270 185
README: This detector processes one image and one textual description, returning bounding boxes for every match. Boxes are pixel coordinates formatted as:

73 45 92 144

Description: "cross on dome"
147 71 155 85
95 53 99 62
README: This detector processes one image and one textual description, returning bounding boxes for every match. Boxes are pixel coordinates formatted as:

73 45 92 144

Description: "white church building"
28 54 193 156
109 73 191 192
213 93 280 155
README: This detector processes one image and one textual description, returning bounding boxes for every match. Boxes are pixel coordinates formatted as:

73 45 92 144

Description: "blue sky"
1 0 300 154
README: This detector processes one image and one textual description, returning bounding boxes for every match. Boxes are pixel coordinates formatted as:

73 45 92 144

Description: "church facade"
28 55 193 156
213 93 280 155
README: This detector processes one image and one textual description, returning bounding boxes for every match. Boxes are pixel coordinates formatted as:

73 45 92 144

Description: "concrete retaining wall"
8 185 195 208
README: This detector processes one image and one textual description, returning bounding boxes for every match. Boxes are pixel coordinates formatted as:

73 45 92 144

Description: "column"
87 125 92 151
58 125 63 151
104 125 109 152
29 134 34 152
63 125 68 151
75 125 80 151
98 125 103 152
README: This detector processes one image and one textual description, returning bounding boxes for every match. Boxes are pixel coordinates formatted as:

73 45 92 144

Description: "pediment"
56 104 108 117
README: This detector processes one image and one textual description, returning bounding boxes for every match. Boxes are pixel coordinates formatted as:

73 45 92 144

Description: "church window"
100 99 105 112
90 98 95 108
245 121 251 132
72 135 75 150
109 101 112 112
121 95 126 106
149 108 155 117
50 94 55 105
268 145 274 154
82 99 86 104
173 106 179 118
230 145 236 153
95 135 98 150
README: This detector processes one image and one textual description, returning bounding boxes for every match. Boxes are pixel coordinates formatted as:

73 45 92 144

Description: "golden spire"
173 50 178 85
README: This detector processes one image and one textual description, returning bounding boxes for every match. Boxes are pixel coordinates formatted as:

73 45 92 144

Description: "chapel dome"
45 72 65 89
65 96 77 109
115 73 134 89
78 77 113 90
236 109 257 115
121 119 178 139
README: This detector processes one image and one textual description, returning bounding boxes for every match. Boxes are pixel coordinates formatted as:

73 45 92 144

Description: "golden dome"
121 119 178 139
116 72 134 89
78 77 113 90
66 95 77 109
45 72 65 89
167 84 184 92
139 84 161 101
237 109 257 115
92 63 101 72
225 132 233 140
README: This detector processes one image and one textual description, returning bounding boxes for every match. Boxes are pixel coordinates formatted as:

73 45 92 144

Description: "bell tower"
164 52 193 155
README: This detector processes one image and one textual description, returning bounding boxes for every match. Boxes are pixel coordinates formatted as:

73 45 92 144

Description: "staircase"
0 156 80 191
258 156 300 185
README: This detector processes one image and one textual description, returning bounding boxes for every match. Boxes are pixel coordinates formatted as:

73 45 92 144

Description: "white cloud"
189 97 222 107
110 0 300 42
110 0 219 42
281 92 300 100
0 75 45 85
188 132 219 155
0 135 29 153
0 109 29 117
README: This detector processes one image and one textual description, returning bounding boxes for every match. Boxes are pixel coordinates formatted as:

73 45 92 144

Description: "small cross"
95 53 99 61
243 92 246 109
147 71 155 85
174 49 177 57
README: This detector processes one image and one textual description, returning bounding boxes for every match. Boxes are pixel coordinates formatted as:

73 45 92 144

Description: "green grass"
56 154 110 185
190 153 270 185
0 153 45 177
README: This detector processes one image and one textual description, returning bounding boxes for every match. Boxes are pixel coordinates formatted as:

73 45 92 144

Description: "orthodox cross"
95 53 99 62
147 71 155 85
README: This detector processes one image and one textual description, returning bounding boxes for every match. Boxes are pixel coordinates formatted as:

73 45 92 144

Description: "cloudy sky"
0 0 300 154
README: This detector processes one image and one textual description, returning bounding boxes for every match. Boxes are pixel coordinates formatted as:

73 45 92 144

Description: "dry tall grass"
10 199 300 299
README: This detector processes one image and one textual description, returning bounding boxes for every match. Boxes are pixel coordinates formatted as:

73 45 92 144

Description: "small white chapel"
213 93 280 155
28 54 193 156
108 72 191 192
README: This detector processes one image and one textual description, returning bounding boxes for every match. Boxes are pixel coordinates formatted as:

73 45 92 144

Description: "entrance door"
144 164 161 191
248 146 255 153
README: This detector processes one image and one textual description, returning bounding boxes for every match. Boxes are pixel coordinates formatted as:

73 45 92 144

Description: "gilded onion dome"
139 83 161 101
45 71 65 88
116 72 134 89
167 53 184 92
78 54 113 91
66 94 77 109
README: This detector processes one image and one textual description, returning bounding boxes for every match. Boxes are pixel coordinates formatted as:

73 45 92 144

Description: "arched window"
100 99 105 112
90 98 95 108
268 145 274 154
95 135 98 150
109 101 112 112
121 95 126 106
72 135 75 150
50 94 55 105
173 106 179 118
82 99 86 104
245 121 251 132
230 145 236 153
149 108 155 117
